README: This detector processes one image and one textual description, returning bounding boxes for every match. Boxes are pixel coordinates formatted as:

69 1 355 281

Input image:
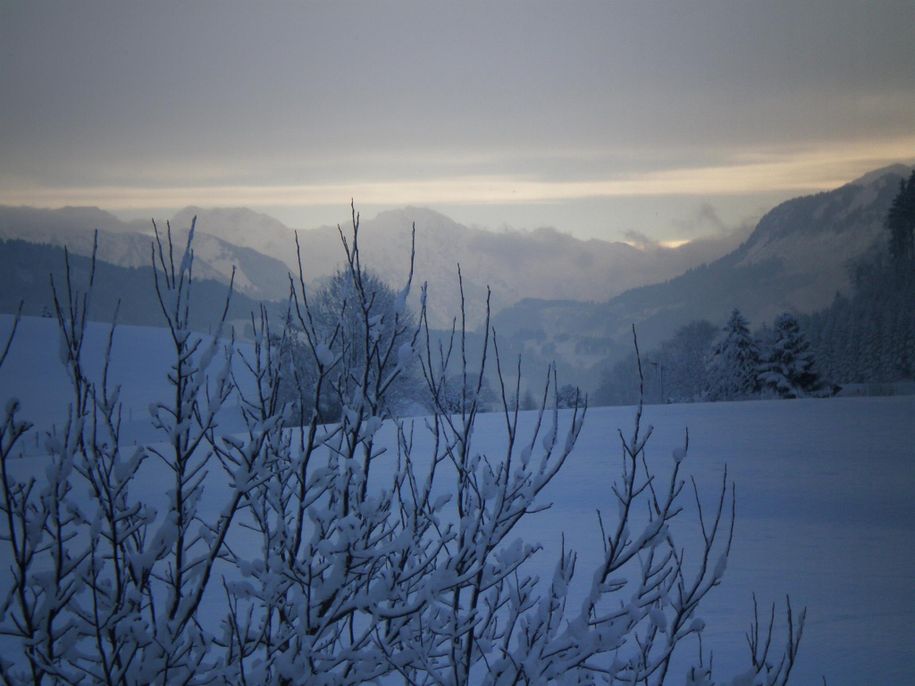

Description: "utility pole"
647 360 664 401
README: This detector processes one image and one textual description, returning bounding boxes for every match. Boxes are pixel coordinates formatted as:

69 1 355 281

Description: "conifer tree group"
804 173 915 384
596 309 828 405
886 171 915 266
697 308 826 401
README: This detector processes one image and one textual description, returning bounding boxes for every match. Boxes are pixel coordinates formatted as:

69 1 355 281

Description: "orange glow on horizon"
2 137 912 212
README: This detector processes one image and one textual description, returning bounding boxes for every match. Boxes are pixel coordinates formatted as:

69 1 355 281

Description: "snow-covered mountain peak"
848 163 913 188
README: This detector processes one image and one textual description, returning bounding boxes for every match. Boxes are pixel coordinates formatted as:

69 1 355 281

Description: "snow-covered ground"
524 398 915 684
1 314 913 684
0 314 253 445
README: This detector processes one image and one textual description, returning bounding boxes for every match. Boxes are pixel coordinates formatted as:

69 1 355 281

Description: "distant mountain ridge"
491 164 913 388
168 205 752 328
0 206 291 301
0 203 749 329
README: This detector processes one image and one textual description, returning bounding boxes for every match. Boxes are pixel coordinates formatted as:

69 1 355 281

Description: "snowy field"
529 398 915 684
1 314 913 684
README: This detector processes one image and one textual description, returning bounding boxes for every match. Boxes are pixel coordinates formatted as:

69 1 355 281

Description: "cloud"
5 133 914 214
674 202 728 237
622 231 658 250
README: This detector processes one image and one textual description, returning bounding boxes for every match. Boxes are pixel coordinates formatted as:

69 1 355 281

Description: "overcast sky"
1 1 913 242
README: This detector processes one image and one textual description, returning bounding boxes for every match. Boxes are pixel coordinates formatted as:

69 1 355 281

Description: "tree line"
596 172 915 406
595 308 826 406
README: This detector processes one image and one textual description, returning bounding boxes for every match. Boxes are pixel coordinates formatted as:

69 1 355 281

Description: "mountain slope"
0 239 276 331
0 206 293 301
492 165 912 387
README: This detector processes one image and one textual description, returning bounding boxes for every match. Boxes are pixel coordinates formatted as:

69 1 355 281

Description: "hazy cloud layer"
1 1 913 240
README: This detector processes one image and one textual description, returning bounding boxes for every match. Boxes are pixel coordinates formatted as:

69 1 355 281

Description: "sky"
1 1 913 243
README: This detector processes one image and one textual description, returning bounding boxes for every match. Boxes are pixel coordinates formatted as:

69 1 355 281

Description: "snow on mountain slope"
0 206 293 300
1 203 745 328
172 205 750 329
492 165 913 382
732 166 909 311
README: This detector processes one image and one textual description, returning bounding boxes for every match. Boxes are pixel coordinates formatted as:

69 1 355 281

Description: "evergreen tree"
886 171 915 266
759 312 822 398
705 308 761 400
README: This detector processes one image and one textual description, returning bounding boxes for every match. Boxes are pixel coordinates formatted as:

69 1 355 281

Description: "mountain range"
0 163 910 391
1 202 750 329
